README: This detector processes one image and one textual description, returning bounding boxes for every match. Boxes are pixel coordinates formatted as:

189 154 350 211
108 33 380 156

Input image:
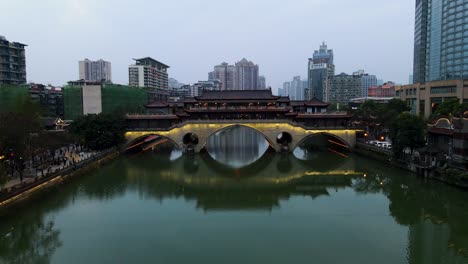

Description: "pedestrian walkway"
1 146 97 191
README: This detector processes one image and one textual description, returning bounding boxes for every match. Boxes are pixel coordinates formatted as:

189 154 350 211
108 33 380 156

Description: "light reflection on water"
205 126 270 168
1 149 468 264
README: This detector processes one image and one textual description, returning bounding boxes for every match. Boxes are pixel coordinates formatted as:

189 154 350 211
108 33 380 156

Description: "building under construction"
63 82 148 120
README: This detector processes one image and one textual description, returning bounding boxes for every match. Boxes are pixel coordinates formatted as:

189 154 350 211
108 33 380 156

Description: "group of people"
32 144 95 177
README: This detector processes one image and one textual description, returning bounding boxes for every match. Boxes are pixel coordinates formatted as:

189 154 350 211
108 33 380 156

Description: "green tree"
389 113 426 158
0 97 42 180
69 113 126 150
355 99 411 139
432 99 468 118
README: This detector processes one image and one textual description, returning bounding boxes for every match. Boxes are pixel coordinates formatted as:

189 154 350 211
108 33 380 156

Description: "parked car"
376 141 392 149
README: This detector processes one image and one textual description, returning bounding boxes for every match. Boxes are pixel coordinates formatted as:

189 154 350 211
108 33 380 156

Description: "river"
0 126 467 264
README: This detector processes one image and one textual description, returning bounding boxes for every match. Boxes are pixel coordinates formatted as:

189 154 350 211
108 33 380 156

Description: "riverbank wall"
354 142 468 189
0 148 120 208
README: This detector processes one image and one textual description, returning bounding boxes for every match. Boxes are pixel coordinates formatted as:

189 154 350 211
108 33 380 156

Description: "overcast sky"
1 0 415 91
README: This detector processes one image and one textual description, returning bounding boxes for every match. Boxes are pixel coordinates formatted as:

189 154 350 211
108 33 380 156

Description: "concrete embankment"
353 142 468 189
0 149 120 208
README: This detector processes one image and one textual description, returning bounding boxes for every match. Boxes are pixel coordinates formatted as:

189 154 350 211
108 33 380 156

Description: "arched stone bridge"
125 120 362 153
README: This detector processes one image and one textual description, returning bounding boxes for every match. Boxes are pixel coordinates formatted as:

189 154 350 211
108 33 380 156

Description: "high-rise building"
129 57 169 102
280 77 307 100
308 42 335 101
209 59 260 90
413 0 468 83
79 59 112 82
277 87 285 96
282 82 291 98
257 75 266 89
327 73 362 105
291 76 303 100
129 57 169 89
353 70 377 98
0 36 27 85
235 58 259 90
209 62 236 90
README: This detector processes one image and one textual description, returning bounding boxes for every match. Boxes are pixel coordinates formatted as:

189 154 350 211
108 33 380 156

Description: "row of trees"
0 92 127 187
69 113 126 151
355 98 467 159
354 99 426 158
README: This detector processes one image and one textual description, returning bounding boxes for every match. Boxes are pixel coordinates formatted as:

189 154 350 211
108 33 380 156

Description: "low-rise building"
396 79 468 118
368 82 396 98
30 83 64 118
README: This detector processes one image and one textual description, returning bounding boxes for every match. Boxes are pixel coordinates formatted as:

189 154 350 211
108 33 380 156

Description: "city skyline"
1 0 415 92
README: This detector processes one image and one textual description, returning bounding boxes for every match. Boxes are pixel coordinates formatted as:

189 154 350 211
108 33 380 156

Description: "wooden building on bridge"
129 89 352 129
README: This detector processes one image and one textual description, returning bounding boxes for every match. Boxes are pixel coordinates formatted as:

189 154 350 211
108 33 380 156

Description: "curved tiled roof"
195 90 279 100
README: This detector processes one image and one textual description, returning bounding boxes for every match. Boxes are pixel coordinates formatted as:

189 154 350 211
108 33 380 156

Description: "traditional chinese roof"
126 114 179 120
428 127 453 136
290 97 330 107
145 102 169 108
183 98 198 103
306 97 330 107
194 90 280 101
184 108 290 113
294 113 353 119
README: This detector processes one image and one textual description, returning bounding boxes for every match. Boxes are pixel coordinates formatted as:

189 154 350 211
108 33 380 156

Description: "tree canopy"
355 99 411 138
69 113 126 151
389 113 426 158
432 99 468 118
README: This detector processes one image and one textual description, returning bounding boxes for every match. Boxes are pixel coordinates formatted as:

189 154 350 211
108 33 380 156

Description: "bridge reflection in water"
1 148 468 263
125 137 362 212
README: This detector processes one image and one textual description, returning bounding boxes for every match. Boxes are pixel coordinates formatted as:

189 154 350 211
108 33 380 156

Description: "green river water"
0 127 467 264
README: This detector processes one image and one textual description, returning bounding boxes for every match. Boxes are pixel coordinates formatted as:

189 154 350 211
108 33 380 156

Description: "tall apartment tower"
79 59 112 82
307 42 335 101
257 76 266 89
290 76 304 100
209 62 236 90
235 58 259 90
129 57 169 89
413 0 468 83
0 36 27 85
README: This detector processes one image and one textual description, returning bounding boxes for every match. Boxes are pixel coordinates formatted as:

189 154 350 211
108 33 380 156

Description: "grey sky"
1 0 415 91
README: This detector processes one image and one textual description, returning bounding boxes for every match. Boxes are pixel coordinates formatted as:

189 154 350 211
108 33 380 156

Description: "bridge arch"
125 121 361 153
198 124 276 151
125 133 181 152
292 132 351 151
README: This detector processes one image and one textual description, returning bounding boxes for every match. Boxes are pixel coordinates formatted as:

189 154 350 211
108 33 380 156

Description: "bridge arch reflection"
200 124 275 151
126 133 181 152
293 132 351 151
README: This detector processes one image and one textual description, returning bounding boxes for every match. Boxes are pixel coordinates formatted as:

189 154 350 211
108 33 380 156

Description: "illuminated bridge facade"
125 120 360 153
125 90 361 152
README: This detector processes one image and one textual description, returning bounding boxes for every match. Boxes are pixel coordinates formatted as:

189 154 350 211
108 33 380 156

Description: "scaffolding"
0 85 30 113
63 85 83 120
101 84 148 114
